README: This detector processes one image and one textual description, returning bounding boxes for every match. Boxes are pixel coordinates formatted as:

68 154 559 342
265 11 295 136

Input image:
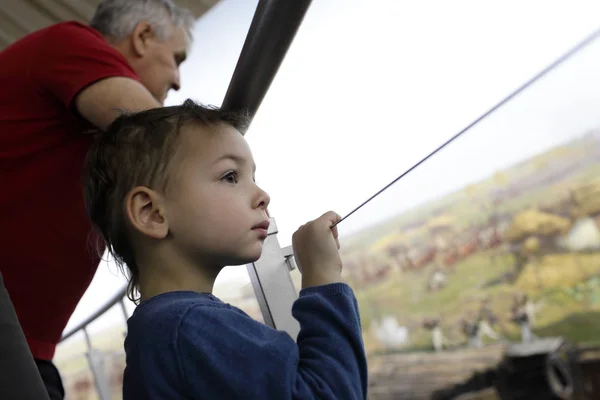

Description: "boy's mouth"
251 220 270 236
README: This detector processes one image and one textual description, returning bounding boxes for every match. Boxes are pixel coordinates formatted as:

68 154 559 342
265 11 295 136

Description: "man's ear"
131 21 154 57
125 186 169 239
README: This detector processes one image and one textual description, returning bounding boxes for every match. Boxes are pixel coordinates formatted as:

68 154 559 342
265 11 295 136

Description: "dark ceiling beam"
3 0 56 33
172 0 220 18
0 0 221 52
0 28 14 51
0 10 29 40
26 0 86 23
54 0 96 21
221 0 312 126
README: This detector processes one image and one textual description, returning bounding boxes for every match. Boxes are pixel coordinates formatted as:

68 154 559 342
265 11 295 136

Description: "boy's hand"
292 211 343 289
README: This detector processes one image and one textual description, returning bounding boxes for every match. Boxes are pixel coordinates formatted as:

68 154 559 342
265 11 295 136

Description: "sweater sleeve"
176 283 368 400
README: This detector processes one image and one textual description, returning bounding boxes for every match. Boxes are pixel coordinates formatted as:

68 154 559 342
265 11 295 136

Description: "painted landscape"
342 129 600 354
339 129 600 398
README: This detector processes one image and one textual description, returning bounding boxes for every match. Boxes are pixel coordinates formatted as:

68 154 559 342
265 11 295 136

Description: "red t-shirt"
0 22 139 360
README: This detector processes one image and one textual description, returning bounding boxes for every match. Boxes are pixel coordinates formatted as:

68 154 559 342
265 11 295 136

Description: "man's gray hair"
90 0 195 42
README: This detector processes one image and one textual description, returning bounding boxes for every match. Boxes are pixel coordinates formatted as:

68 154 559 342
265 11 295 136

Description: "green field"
343 134 600 353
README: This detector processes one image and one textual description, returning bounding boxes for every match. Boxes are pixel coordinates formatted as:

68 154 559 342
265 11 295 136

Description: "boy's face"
164 124 271 266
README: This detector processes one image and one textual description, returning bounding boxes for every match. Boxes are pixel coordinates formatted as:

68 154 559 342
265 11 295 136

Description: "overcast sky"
62 0 600 339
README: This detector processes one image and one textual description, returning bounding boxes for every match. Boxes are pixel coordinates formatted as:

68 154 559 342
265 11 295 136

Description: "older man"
0 1 194 398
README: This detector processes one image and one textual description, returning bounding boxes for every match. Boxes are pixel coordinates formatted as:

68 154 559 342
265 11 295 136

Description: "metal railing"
61 287 128 343
59 287 128 400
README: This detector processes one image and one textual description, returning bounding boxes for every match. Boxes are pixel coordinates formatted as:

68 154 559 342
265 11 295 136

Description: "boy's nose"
255 186 270 210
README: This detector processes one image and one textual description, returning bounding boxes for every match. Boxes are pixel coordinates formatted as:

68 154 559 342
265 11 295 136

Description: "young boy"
83 100 368 399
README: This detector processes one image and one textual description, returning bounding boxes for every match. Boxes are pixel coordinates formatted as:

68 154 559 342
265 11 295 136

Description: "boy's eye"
222 171 238 184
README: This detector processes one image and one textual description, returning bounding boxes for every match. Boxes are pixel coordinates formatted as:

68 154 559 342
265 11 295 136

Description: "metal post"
83 327 92 350
281 245 298 272
247 218 300 340
83 327 112 400
221 0 312 125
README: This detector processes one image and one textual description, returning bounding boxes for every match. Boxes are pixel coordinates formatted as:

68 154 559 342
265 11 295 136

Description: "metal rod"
61 286 127 342
83 327 112 400
333 25 600 228
83 327 92 350
221 0 312 126
86 350 111 400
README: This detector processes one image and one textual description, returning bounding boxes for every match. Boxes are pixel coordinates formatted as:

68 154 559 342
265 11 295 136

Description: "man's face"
135 24 189 104
164 124 271 267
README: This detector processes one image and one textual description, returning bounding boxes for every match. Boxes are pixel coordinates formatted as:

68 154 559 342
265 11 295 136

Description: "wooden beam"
174 0 217 19
0 28 15 50
26 0 86 23
1 0 55 34
0 9 29 41
54 0 96 21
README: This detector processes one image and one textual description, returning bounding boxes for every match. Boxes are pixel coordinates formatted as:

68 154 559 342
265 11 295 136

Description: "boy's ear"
125 187 169 240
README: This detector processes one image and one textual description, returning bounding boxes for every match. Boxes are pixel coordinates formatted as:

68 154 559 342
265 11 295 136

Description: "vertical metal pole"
247 217 300 340
83 327 92 350
84 327 112 400
221 0 312 125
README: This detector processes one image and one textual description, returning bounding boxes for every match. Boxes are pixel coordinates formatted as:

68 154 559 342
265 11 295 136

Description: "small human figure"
477 297 503 342
423 317 452 352
460 315 482 348
427 266 448 292
511 292 537 343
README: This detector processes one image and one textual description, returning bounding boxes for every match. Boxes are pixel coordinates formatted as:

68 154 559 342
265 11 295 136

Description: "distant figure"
427 266 448 292
372 316 409 349
460 316 482 348
423 318 452 352
477 298 503 342
511 293 537 343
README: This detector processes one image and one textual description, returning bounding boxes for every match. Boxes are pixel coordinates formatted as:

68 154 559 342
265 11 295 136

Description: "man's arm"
30 23 160 130
74 77 161 131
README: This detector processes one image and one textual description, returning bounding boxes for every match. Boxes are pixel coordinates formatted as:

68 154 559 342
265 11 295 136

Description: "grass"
536 310 600 343
354 250 600 352
342 137 600 352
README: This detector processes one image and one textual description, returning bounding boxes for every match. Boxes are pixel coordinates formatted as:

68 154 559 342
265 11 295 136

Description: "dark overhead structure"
0 0 220 51
221 0 312 126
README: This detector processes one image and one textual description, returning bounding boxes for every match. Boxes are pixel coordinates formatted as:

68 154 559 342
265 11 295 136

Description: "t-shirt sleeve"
176 283 367 400
30 23 140 110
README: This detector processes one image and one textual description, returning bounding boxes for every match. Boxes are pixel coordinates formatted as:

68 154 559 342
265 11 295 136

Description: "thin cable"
333 25 600 228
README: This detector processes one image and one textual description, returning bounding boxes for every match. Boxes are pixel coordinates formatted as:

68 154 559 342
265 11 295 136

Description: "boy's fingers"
331 225 339 240
320 211 341 227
